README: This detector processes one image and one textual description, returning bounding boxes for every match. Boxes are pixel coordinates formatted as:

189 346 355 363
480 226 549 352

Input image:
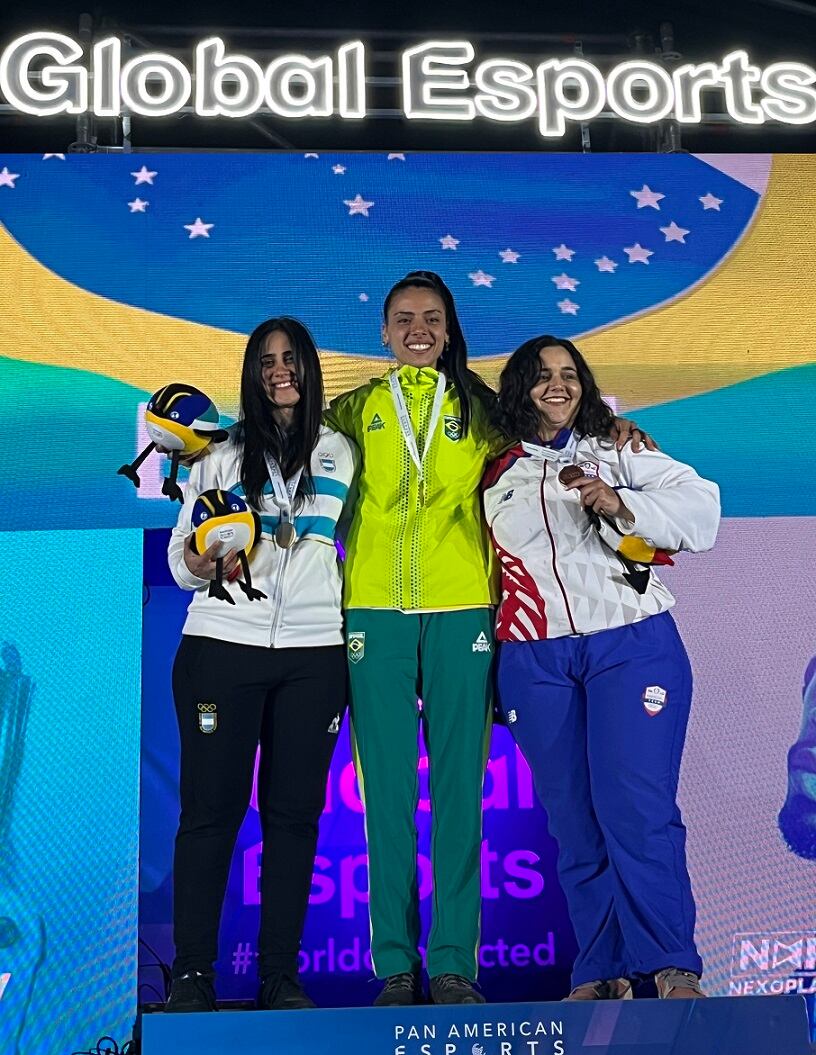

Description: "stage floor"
141 994 811 1055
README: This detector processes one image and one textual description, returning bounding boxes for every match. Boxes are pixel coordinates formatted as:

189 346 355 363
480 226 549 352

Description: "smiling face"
382 287 449 369
530 344 583 440
260 329 300 418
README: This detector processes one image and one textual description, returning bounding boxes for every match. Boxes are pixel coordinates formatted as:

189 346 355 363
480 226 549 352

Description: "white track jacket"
168 425 356 648
482 433 720 642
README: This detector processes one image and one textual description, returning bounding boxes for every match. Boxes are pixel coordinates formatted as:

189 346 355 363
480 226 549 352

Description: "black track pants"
171 635 346 979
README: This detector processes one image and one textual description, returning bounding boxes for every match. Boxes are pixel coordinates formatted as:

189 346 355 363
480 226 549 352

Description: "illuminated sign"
2 32 815 131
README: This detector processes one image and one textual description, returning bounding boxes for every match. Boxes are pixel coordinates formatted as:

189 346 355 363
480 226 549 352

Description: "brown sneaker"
565 978 633 1000
655 968 705 998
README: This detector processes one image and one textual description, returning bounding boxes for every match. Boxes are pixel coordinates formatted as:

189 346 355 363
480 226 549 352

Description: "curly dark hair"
497 335 615 441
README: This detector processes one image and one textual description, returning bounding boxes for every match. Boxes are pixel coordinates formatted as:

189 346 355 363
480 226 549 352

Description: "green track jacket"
325 365 506 610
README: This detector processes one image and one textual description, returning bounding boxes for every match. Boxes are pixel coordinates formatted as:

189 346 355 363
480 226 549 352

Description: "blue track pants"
497 611 702 987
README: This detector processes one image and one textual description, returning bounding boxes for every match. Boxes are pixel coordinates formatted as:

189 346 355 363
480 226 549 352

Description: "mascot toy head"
190 489 266 605
144 384 225 456
118 383 228 503
191 490 259 560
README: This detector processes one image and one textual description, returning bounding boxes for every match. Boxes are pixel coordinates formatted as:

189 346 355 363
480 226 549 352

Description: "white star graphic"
184 217 214 239
42 153 65 160
359 293 369 302
499 248 520 263
699 192 723 211
557 298 580 315
128 198 149 213
551 273 580 291
660 221 690 243
552 244 575 261
344 194 374 216
332 164 346 174
468 270 496 287
304 153 319 159
0 167 20 188
131 166 157 185
594 256 618 273
630 184 665 210
624 243 654 264
388 153 406 161
439 234 460 250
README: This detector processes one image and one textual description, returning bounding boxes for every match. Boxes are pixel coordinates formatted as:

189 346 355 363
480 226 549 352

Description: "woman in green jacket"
326 270 505 1006
326 270 646 1006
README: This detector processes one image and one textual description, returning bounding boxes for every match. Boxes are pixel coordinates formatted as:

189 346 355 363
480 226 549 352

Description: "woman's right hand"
183 535 239 580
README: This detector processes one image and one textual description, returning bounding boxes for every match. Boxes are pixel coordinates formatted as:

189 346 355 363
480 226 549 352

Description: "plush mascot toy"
118 384 228 502
190 489 267 605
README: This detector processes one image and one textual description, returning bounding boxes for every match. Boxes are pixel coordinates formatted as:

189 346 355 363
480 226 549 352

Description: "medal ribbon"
388 369 447 486
263 454 304 528
520 431 579 465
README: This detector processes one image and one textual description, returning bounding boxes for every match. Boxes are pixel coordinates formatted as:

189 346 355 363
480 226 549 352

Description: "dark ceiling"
2 0 815 152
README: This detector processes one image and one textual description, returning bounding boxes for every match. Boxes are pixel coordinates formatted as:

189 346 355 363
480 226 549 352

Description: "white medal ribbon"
388 369 447 487
520 431 579 465
263 454 304 529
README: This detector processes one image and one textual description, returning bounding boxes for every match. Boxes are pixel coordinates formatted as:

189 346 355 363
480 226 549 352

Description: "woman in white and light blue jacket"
165 317 356 1014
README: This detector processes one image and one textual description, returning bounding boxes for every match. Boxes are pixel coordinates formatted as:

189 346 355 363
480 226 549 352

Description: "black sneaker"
165 971 217 1013
258 971 317 1010
373 971 424 1007
429 974 485 1005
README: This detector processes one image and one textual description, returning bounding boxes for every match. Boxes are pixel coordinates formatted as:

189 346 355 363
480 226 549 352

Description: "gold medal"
275 521 297 549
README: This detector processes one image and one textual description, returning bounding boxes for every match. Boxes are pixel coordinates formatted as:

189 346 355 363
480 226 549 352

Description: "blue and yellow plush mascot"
118 383 228 502
190 489 266 604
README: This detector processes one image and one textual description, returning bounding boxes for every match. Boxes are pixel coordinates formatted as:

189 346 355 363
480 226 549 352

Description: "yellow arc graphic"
1 155 814 412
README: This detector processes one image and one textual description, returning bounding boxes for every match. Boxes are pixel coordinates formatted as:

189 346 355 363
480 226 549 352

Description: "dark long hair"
498 335 615 441
383 270 497 437
236 317 323 510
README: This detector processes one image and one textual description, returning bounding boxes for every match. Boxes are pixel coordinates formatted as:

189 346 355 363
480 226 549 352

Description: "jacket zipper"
268 544 292 647
540 462 578 635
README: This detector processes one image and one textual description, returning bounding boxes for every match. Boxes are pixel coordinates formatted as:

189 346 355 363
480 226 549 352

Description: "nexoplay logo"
730 931 816 995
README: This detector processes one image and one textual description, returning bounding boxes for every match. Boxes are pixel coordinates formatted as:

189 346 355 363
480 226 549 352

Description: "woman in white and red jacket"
165 317 356 1014
483 335 719 1002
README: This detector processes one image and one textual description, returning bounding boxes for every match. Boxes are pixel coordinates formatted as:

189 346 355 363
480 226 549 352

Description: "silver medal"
275 521 297 549
264 454 304 550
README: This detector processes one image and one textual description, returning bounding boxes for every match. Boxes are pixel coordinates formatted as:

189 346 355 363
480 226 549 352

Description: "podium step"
141 994 811 1055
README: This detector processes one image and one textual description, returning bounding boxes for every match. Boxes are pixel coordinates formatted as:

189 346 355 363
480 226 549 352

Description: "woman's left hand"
565 475 635 523
611 416 658 452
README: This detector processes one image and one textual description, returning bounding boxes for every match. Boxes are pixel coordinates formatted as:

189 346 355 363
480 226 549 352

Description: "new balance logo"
328 714 340 734
507 709 517 724
367 413 386 432
472 631 492 653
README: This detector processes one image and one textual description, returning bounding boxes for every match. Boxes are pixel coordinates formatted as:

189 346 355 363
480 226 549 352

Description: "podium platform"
141 994 812 1055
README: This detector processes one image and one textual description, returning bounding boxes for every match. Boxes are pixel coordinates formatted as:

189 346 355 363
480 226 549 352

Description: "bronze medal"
558 464 584 486
275 521 297 549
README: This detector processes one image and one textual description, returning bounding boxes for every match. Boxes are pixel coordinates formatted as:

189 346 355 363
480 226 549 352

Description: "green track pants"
346 607 493 980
